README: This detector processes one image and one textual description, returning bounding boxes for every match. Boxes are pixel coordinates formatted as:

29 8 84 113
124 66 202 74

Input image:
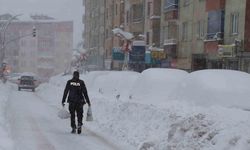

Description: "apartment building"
83 0 250 72
111 0 125 70
83 0 105 69
223 0 250 72
1 14 73 80
160 0 179 68
178 0 207 71
104 0 114 70
124 0 145 37
145 0 161 47
170 0 250 72
203 0 250 72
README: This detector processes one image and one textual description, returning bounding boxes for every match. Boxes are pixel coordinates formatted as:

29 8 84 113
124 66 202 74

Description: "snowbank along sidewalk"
37 69 250 150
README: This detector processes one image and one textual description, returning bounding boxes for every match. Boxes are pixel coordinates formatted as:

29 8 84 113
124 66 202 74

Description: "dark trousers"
69 102 83 129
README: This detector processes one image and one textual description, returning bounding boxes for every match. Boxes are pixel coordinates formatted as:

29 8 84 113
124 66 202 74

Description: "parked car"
18 76 36 92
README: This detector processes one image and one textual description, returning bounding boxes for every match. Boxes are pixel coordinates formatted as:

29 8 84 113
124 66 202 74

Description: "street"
6 87 122 150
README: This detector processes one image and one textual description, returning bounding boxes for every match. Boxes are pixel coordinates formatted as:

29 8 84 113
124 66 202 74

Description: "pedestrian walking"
62 71 91 134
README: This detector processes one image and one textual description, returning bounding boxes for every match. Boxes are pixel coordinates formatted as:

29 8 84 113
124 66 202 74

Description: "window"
131 4 143 22
163 26 168 40
164 0 178 11
126 11 129 24
197 20 205 38
115 4 118 16
146 32 150 45
207 10 224 39
182 22 188 40
105 29 108 38
231 13 239 34
147 2 152 18
106 8 109 19
184 0 190 6
13 59 18 66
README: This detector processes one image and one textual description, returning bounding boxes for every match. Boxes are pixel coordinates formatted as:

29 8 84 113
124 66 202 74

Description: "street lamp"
0 14 37 83
0 14 22 64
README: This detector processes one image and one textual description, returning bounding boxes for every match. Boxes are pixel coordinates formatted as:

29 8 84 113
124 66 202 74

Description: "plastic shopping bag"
58 107 71 119
86 106 93 121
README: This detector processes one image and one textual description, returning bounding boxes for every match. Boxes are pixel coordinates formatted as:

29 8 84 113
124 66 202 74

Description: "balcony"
204 32 224 41
164 39 177 46
164 39 177 59
163 0 179 20
164 9 178 20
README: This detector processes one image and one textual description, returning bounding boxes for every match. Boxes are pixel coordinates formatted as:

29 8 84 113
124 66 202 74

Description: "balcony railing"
205 32 224 41
164 39 177 45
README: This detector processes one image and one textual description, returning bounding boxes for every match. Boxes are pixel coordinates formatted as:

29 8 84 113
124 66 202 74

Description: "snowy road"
6 88 122 150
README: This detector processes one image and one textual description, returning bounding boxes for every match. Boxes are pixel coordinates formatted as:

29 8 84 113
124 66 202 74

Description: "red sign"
122 41 131 52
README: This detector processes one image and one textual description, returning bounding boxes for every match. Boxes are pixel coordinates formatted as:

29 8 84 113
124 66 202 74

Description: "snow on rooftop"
1 14 72 23
132 40 146 46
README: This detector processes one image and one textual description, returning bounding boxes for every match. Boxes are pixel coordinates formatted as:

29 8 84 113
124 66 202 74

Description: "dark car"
18 76 36 92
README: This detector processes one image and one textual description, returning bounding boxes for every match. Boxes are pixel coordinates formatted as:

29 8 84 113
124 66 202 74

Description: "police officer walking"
62 71 91 134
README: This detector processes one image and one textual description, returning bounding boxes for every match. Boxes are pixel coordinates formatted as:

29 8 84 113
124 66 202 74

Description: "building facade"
82 0 250 73
160 0 179 68
1 14 73 80
110 0 125 70
104 0 114 70
83 0 105 70
178 0 207 71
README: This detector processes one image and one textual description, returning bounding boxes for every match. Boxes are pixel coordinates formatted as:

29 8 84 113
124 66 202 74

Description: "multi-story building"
145 0 161 47
83 0 105 70
223 0 250 72
124 0 146 72
1 14 73 80
82 0 250 73
124 0 145 37
178 0 207 71
111 0 125 70
204 0 225 70
104 0 114 70
203 0 250 72
160 0 179 68
171 0 250 72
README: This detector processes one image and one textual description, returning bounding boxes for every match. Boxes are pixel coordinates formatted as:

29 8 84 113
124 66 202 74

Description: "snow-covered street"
6 86 128 150
1 69 250 150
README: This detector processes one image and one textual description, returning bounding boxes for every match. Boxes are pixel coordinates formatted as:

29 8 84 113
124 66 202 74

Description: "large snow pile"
129 68 188 105
83 71 110 89
86 71 139 99
170 70 250 110
0 84 14 150
88 97 250 150
36 69 250 150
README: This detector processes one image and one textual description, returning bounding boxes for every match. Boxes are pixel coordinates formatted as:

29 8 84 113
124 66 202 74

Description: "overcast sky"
0 0 84 48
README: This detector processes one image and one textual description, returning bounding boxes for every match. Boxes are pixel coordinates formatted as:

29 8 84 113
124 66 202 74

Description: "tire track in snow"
7 91 56 150
28 116 56 150
7 90 58 150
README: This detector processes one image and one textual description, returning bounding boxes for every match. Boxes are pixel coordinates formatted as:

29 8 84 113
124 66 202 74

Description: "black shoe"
71 128 76 134
77 127 81 134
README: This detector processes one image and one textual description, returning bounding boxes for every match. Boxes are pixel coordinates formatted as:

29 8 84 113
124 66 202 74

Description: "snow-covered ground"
1 69 250 150
0 84 14 150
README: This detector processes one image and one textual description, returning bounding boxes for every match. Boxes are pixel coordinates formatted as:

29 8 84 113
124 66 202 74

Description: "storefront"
112 47 124 70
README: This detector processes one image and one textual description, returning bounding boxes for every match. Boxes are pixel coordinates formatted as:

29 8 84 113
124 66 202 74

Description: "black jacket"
62 77 90 105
